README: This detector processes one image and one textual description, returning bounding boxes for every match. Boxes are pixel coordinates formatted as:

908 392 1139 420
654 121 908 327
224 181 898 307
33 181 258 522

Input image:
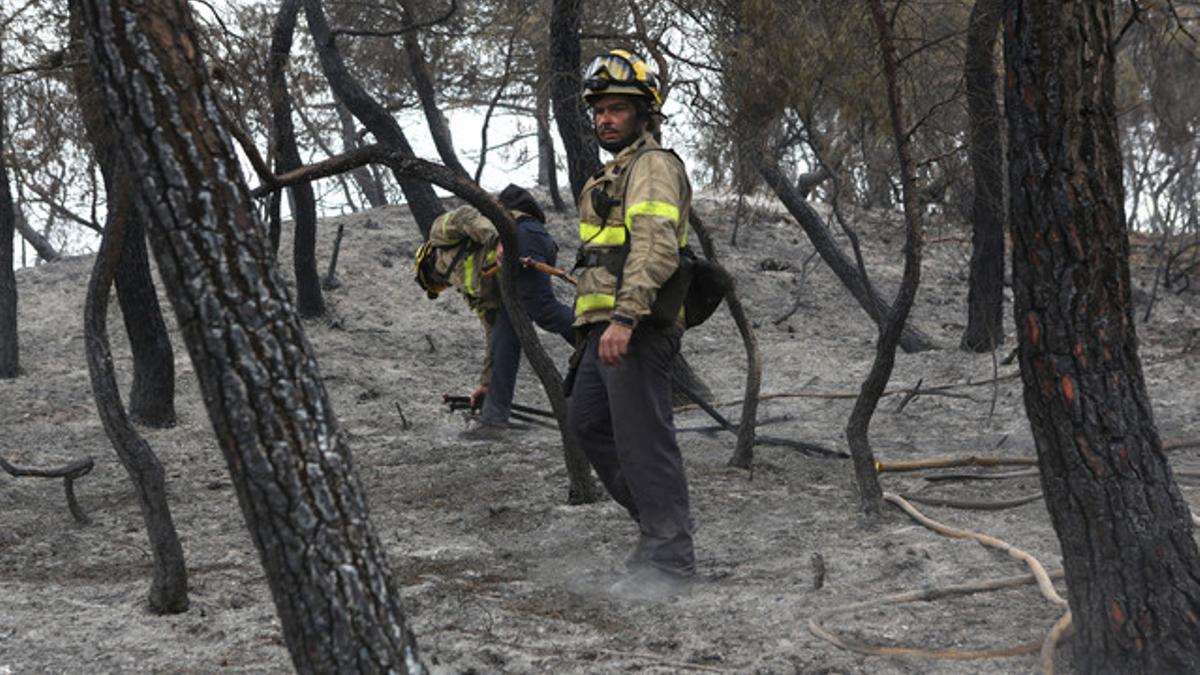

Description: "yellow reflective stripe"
625 200 687 247
485 249 497 265
464 253 476 295
575 293 615 315
437 214 451 240
624 201 679 228
579 222 626 246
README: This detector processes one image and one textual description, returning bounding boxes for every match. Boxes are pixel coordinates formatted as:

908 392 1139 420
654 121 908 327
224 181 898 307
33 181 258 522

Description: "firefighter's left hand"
495 242 503 267
599 323 632 366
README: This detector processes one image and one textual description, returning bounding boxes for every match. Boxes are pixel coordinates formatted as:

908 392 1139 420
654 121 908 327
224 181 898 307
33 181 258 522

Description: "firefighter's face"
592 94 642 152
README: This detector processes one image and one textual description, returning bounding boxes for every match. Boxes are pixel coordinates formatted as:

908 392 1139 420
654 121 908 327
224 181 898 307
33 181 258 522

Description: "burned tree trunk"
69 9 176 425
1006 1 1200 671
0 43 17 379
690 215 761 469
400 0 470 180
269 0 324 318
113 213 177 427
14 209 60 263
535 75 566 212
755 156 934 353
83 157 189 615
78 0 424 670
847 0 927 518
549 0 601 202
302 0 443 236
337 103 387 208
960 0 1006 353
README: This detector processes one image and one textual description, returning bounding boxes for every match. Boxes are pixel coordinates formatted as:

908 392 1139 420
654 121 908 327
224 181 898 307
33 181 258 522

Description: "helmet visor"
583 53 637 91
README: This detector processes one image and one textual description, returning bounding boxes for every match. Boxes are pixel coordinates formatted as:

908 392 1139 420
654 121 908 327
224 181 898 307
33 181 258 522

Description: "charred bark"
269 0 324 318
1006 2 1200 671
69 9 176 425
303 0 443 236
669 354 713 406
755 156 934 353
79 0 425 670
549 0 601 202
690 214 762 469
0 47 17 378
535 76 566 212
0 455 95 525
960 0 1006 353
82 159 189 614
337 103 388 208
846 0 928 518
113 214 177 427
257 145 602 504
14 210 60 263
400 0 469 180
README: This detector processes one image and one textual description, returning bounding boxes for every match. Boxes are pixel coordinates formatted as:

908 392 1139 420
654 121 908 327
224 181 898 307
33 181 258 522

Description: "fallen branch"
899 492 1043 511
677 414 793 435
809 494 1068 665
909 438 1200 483
924 468 1040 482
1164 438 1200 453
677 372 1021 412
673 379 846 459
809 570 1064 660
0 455 95 524
892 381 979 413
877 456 1038 473
895 377 923 413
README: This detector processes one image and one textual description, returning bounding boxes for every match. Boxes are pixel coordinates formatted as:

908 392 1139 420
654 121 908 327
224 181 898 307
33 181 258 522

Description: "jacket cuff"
610 312 636 328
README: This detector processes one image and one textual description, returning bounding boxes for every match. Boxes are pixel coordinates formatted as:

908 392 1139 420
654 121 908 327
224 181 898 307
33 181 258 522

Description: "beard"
597 126 639 153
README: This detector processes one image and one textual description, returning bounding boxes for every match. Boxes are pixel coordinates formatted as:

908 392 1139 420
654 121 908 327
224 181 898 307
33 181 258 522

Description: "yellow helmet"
582 49 663 110
414 241 448 299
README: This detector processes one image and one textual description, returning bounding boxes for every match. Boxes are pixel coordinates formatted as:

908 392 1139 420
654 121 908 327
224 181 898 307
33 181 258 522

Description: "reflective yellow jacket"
574 132 690 328
427 205 502 315
428 205 522 384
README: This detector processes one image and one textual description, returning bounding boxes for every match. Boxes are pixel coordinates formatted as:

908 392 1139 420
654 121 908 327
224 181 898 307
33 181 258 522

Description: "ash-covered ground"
3 191 1198 673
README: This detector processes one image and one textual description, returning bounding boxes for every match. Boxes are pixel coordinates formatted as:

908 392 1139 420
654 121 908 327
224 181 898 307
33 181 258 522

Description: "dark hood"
497 184 546 224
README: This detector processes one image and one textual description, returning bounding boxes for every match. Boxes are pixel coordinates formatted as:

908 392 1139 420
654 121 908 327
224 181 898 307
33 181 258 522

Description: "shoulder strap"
442 238 476 275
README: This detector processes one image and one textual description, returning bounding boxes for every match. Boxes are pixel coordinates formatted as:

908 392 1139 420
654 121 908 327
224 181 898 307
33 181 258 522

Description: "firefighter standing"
566 49 695 599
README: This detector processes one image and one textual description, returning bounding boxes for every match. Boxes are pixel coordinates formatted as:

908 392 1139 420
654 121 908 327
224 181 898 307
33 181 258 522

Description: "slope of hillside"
2 191 1198 674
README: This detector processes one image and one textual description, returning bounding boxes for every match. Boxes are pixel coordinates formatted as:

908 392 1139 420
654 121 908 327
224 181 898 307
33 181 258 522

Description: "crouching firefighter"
566 48 696 599
414 185 575 438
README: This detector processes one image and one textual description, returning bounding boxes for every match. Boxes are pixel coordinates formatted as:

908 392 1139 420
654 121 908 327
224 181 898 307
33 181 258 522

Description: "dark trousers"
567 325 695 578
479 218 575 426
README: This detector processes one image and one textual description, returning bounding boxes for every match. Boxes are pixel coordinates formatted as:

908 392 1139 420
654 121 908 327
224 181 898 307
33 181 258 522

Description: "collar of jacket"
610 131 658 167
